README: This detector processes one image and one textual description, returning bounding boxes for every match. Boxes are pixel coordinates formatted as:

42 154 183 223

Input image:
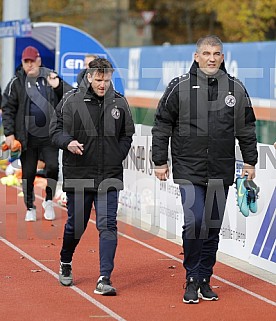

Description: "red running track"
0 182 275 321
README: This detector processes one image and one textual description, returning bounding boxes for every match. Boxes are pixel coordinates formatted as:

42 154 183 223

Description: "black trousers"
20 137 59 209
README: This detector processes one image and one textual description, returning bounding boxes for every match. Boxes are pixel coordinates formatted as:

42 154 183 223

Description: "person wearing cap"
2 46 72 222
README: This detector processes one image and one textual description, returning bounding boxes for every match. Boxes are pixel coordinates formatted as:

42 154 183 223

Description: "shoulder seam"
227 75 251 106
60 88 80 113
8 76 18 96
165 74 190 106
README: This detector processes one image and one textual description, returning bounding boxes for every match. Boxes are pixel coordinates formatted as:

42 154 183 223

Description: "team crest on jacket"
111 107 120 119
225 94 236 107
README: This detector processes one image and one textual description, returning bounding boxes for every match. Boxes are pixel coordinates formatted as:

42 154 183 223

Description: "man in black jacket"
152 35 257 303
50 57 135 295
2 46 72 222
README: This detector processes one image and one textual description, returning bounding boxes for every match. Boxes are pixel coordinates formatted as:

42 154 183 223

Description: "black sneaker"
198 278 218 301
183 277 199 304
94 276 116 296
59 262 73 286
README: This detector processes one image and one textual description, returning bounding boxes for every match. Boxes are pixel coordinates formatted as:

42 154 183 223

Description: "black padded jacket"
50 84 135 192
2 66 72 151
152 61 258 186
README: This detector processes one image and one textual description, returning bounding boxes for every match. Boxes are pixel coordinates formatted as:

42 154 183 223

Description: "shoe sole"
198 293 218 301
94 289 116 296
59 275 73 286
44 215 55 221
25 218 36 222
183 298 199 304
249 207 257 213
59 279 73 286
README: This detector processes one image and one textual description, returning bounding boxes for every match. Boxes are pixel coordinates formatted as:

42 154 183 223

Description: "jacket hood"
77 69 89 88
15 65 26 79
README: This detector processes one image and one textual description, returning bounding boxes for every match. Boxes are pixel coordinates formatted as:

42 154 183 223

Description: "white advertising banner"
119 125 276 274
220 143 276 274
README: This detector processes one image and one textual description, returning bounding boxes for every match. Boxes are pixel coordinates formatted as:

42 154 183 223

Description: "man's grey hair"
196 35 223 53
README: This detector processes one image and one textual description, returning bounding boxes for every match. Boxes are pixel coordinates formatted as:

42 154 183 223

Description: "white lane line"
0 237 126 321
3 185 276 308
89 219 276 307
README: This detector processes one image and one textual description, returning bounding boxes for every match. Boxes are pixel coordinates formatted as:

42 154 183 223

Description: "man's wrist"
154 164 168 169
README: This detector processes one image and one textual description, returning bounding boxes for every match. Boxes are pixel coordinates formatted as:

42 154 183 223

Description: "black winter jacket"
50 84 135 192
2 66 72 151
152 61 258 186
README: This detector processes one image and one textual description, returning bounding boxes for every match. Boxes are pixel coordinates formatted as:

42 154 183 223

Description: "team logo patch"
225 95 236 107
111 108 120 119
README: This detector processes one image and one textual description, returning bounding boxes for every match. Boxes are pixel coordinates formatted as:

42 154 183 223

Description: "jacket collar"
190 60 227 80
83 82 115 101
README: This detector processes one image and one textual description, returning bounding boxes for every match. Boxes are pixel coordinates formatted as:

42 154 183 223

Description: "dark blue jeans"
179 181 228 282
60 190 118 278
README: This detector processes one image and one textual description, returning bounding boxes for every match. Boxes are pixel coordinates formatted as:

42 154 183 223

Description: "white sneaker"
43 200 56 221
25 208 37 222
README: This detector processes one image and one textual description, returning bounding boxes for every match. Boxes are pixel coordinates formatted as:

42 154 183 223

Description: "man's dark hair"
88 57 114 74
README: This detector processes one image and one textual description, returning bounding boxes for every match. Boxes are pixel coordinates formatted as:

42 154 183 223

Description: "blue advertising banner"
59 25 125 94
108 41 276 100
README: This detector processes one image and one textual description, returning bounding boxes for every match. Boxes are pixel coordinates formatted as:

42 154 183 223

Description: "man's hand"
154 164 169 181
67 140 84 155
47 72 60 89
5 135 15 150
241 163 255 180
